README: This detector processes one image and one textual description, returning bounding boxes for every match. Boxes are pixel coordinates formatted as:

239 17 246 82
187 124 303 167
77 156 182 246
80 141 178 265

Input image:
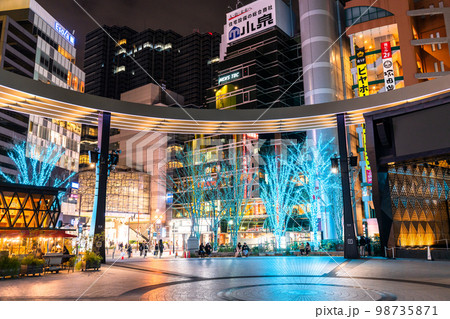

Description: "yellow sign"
362 124 371 170
355 47 369 97
357 64 369 97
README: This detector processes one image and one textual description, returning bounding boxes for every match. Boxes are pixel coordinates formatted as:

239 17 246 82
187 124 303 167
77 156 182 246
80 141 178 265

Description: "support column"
337 113 359 259
90 112 111 263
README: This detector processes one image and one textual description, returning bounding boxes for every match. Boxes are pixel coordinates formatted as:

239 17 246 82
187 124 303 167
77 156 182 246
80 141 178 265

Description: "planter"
20 264 44 276
83 260 101 271
0 268 20 279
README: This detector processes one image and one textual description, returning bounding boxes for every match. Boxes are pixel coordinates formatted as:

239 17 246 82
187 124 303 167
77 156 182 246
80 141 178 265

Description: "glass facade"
349 24 404 97
79 169 151 216
345 6 394 27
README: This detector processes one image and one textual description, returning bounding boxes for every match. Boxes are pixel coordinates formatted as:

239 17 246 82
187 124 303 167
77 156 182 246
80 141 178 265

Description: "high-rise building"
0 0 84 179
84 26 221 107
207 0 302 109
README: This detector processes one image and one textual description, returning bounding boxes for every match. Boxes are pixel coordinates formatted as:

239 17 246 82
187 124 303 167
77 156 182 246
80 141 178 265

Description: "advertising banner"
381 41 395 92
224 0 292 45
356 47 369 97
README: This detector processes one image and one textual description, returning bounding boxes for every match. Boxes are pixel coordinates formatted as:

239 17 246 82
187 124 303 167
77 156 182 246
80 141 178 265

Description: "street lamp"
331 157 339 174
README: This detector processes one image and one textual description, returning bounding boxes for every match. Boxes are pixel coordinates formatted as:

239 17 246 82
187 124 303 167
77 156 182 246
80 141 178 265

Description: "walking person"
359 236 366 257
365 236 371 257
127 244 132 258
154 242 159 257
158 239 164 258
305 242 311 256
235 242 242 257
139 242 143 256
143 242 148 258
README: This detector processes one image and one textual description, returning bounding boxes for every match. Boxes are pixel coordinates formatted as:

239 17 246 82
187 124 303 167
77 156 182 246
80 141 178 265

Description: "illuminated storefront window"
79 170 151 216
215 84 237 109
349 24 404 97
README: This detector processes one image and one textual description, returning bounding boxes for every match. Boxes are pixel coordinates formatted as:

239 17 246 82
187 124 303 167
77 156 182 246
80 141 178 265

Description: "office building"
207 0 302 109
84 26 221 107
0 0 84 178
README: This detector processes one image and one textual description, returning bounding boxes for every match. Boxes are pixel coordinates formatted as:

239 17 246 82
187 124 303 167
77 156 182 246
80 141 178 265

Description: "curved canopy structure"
1 68 450 134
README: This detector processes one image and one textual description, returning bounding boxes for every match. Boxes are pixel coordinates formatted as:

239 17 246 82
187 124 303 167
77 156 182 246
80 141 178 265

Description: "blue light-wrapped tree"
260 152 300 249
290 135 341 249
221 150 258 247
0 141 75 190
166 146 208 240
203 164 229 251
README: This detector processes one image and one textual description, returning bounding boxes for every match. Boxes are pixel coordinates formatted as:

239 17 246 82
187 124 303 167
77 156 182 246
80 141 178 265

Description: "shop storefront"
0 182 75 256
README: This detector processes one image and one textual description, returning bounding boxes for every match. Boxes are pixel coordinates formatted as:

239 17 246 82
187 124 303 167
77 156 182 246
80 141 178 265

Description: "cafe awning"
0 229 77 238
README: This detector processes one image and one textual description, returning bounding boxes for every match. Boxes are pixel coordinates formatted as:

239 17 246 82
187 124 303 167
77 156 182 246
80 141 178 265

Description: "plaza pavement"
0 254 449 301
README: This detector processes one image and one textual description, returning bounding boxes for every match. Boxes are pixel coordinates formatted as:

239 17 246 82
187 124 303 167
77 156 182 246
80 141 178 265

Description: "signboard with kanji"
381 41 395 92
356 47 369 97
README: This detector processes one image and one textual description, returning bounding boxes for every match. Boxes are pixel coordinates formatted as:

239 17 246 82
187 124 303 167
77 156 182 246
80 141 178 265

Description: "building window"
114 66 126 74
116 39 127 47
345 6 393 27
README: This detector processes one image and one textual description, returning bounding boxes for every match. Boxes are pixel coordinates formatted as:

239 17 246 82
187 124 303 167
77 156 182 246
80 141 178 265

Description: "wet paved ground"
0 256 449 301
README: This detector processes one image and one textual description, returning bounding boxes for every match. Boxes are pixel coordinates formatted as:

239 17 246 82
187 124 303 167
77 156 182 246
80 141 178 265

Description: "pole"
173 224 175 255
337 113 359 259
90 112 111 263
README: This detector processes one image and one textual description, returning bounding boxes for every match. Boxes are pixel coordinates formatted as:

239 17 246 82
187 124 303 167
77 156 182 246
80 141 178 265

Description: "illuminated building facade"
346 0 450 249
0 0 84 177
78 168 151 244
345 0 450 97
207 0 302 109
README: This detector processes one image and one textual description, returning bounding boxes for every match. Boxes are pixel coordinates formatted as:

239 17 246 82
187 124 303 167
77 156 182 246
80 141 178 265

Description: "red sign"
381 41 392 59
366 170 373 184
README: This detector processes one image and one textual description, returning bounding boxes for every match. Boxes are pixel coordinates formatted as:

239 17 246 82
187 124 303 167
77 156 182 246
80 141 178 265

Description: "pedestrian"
242 242 249 257
235 242 242 257
365 236 371 256
144 242 148 258
139 242 143 256
127 244 132 258
305 242 311 256
359 236 366 257
154 242 159 256
199 243 205 258
205 243 212 257
158 239 164 258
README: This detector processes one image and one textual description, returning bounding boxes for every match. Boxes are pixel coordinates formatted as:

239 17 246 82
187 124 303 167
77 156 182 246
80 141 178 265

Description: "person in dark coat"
359 236 366 257
127 244 132 258
139 242 143 256
242 243 249 257
199 243 205 258
143 242 148 258
154 243 159 256
365 236 371 256
205 243 212 257
235 242 242 257
158 239 164 258
305 242 311 256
